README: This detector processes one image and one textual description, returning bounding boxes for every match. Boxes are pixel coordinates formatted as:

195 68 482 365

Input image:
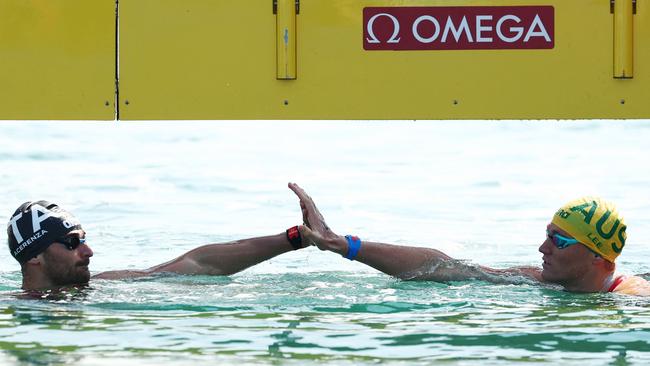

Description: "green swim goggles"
546 230 579 249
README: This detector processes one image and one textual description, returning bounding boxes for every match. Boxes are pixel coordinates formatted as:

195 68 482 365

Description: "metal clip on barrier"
275 0 298 80
612 0 635 78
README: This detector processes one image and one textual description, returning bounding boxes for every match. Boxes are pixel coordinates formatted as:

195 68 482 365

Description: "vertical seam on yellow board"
115 0 120 120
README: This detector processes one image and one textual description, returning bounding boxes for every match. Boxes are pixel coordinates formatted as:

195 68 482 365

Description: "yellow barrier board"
0 0 115 120
119 0 649 120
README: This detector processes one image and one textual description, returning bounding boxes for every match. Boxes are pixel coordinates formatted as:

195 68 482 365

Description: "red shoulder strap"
608 276 626 292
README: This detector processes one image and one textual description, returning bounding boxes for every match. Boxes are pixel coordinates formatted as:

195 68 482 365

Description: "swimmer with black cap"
8 201 91 289
7 196 309 291
289 183 650 296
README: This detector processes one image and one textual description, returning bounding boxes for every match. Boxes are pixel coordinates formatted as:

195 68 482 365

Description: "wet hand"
288 182 340 250
288 182 330 234
297 225 347 255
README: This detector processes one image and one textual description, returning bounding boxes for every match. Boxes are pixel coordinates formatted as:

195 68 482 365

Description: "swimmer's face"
40 230 93 287
538 223 597 285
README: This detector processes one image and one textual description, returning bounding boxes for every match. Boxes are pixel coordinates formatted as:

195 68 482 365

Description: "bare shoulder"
613 276 650 296
515 266 543 281
493 266 543 282
92 255 205 280
92 270 154 280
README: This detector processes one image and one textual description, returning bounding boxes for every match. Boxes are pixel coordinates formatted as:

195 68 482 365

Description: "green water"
2 273 650 365
2 120 650 365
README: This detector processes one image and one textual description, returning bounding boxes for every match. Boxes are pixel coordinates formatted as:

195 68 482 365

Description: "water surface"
1 120 650 365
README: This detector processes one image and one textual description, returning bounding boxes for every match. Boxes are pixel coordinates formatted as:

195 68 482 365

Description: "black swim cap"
7 201 83 264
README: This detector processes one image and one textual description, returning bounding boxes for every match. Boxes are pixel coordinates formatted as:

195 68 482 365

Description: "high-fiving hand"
288 182 346 254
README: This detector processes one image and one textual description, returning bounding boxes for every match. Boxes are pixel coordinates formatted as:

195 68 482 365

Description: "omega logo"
366 13 401 44
363 6 555 50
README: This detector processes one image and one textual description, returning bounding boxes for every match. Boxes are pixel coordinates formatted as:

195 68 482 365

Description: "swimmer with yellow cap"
550 196 626 263
540 197 649 295
289 183 650 296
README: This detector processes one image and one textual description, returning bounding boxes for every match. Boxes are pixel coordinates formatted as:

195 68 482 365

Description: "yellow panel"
0 0 115 120
120 0 649 120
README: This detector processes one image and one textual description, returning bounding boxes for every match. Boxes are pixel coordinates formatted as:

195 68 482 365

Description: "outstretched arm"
94 232 304 280
302 233 456 280
305 234 541 282
289 182 541 283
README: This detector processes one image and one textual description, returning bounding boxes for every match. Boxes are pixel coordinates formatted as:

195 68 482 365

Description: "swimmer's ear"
25 256 42 265
593 255 615 270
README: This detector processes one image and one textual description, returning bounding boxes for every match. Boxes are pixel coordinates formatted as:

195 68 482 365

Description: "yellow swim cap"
551 197 627 262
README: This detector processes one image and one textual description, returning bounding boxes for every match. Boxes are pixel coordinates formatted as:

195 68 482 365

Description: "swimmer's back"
612 276 650 296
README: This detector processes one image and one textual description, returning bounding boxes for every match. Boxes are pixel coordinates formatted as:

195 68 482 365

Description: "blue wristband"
344 235 361 260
